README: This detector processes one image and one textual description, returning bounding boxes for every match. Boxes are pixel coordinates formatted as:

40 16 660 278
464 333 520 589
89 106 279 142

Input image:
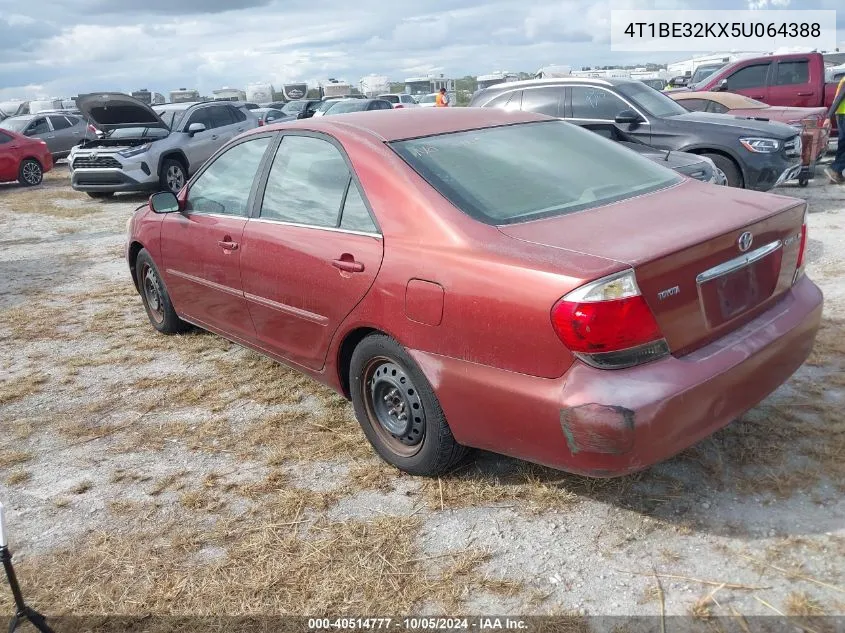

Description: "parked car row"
0 111 97 159
125 107 821 478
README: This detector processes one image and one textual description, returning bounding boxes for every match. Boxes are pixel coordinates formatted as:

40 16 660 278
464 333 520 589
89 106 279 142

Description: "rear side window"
390 120 680 225
382 95 400 103
0 131 11 144
49 116 72 130
484 90 521 110
520 87 563 117
27 118 50 135
340 182 377 233
186 137 271 216
726 63 770 90
706 101 729 114
774 61 809 86
260 135 351 227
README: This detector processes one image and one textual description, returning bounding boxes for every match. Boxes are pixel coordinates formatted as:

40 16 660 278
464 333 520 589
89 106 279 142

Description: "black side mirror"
149 191 180 213
614 109 643 125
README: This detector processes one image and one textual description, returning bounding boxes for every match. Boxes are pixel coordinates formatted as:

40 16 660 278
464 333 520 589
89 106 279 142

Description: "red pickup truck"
675 52 840 140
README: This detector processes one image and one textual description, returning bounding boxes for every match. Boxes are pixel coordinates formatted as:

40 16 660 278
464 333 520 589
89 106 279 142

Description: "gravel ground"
0 162 843 622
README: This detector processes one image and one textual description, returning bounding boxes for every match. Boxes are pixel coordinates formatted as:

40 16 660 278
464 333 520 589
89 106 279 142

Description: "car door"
207 105 238 149
567 85 652 144
24 117 54 154
0 131 17 181
47 115 78 155
769 58 816 107
239 133 384 370
160 134 274 341
181 107 216 172
722 61 772 101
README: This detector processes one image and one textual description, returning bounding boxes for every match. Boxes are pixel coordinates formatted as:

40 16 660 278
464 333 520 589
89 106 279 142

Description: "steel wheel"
20 160 42 186
141 262 165 325
166 164 185 192
361 356 426 457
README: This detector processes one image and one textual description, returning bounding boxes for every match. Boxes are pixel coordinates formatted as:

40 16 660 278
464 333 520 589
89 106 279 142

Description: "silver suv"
69 93 259 198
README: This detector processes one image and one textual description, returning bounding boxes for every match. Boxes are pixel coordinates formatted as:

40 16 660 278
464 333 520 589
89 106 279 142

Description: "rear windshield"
390 120 680 225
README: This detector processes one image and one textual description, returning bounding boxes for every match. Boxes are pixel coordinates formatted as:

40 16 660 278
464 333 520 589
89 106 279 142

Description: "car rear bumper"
410 274 823 477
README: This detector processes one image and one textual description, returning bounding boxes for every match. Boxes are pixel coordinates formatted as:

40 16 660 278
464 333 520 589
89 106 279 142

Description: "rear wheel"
135 248 190 334
702 153 742 188
86 191 114 199
18 159 42 187
160 159 186 193
350 334 469 476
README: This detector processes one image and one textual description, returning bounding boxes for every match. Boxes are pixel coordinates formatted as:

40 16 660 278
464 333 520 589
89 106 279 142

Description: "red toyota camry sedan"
126 108 822 478
0 128 53 186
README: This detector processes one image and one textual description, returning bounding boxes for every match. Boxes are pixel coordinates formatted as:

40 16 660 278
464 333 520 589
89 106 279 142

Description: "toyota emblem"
738 231 753 252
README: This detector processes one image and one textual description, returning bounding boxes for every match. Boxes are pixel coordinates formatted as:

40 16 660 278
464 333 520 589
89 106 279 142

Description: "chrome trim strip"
166 269 243 298
249 217 382 238
243 292 328 325
695 240 783 284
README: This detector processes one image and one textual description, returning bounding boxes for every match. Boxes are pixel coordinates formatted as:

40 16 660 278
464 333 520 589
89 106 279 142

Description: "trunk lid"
498 180 807 355
76 92 169 132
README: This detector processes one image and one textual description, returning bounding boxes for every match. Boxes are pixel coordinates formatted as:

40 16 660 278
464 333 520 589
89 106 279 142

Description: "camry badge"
738 231 753 252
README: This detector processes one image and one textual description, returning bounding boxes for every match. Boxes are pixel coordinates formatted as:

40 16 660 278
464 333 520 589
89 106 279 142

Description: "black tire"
702 153 743 188
349 334 469 476
86 191 114 199
135 248 190 334
18 159 42 187
159 158 187 193
798 176 809 187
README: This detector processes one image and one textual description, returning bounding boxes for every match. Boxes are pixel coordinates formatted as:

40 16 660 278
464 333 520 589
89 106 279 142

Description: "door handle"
237 128 245 132
218 240 239 251
332 256 364 273
750 95 764 99
211 134 219 140
796 91 812 96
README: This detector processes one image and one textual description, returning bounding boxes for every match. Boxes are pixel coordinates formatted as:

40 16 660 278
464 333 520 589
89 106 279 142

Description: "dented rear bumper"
409 275 823 477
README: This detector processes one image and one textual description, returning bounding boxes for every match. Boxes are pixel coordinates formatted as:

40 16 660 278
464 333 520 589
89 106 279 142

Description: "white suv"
377 94 419 109
69 93 259 198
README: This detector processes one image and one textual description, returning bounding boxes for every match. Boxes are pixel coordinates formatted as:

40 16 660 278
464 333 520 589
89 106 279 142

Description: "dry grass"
784 591 826 616
0 510 519 615
70 480 93 495
2 186 102 218
0 450 33 469
0 371 49 404
6 470 32 485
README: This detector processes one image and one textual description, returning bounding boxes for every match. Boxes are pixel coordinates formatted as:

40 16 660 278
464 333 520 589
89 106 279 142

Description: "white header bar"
610 10 837 52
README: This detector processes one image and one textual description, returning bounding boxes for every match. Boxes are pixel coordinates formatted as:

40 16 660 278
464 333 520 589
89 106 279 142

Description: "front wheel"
702 153 743 188
349 334 469 476
18 159 42 187
159 159 186 194
135 248 190 334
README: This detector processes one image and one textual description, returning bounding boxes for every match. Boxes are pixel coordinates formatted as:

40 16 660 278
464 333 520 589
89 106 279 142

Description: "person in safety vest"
825 76 845 184
435 88 450 107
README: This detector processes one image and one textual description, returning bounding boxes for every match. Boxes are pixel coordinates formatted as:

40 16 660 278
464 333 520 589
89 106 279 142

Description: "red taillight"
258 119 264 126
796 222 808 270
87 124 97 133
551 270 668 369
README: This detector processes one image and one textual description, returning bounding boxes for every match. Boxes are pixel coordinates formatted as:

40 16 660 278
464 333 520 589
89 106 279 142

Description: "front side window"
186 136 271 216
726 63 770 90
677 98 708 112
520 87 563 117
484 90 521 111
49 116 72 130
184 108 211 130
229 106 247 122
390 120 680 225
27 118 50 135
570 87 628 120
260 135 351 227
774 61 809 86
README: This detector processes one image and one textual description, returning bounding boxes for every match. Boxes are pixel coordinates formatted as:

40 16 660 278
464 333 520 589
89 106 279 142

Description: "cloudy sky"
0 0 842 100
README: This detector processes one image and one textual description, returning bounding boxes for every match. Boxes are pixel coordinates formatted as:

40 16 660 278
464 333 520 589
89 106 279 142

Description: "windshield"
690 64 726 86
0 118 29 132
419 94 437 104
316 100 338 113
324 100 366 114
390 121 680 226
155 109 185 130
617 82 689 118
281 101 306 115
106 127 170 139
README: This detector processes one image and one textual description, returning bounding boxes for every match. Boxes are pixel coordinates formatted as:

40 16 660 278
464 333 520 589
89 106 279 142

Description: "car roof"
260 107 549 142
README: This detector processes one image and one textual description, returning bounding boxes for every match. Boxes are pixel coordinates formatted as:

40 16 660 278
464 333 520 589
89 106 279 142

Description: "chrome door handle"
218 240 239 251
